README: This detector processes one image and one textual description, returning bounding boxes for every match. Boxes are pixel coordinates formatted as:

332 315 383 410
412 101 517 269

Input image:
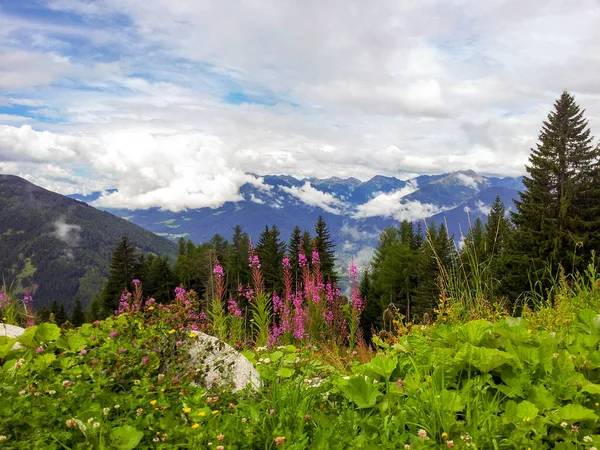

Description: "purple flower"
213 264 224 278
132 279 141 285
118 347 126 354
249 254 261 269
109 330 118 339
141 356 149 365
312 251 320 265
298 253 307 268
35 347 44 354
80 349 88 355
397 378 403 388
349 260 358 280
282 257 291 269
227 298 242 318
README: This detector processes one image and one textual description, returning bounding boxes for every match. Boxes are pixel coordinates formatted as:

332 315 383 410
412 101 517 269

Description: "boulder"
0 323 25 350
188 331 260 393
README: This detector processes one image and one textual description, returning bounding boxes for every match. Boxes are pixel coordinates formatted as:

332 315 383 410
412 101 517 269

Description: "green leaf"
17 326 38 347
516 401 538 419
460 320 492 345
33 353 56 371
367 355 398 380
0 339 15 359
558 404 598 422
582 384 600 395
277 367 295 378
35 323 61 342
67 334 87 352
110 425 144 450
455 343 514 372
337 376 382 409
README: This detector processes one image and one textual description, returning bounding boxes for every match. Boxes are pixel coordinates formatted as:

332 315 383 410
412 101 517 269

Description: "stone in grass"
0 323 25 350
188 331 260 393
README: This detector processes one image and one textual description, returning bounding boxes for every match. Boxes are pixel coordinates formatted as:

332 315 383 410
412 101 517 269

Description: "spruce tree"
71 297 86 327
301 230 313 254
100 236 138 316
227 225 251 289
288 226 303 283
314 216 336 281
485 196 510 256
256 225 286 294
512 91 599 281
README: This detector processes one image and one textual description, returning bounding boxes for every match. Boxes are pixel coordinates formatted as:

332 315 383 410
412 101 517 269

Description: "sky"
1 0 600 211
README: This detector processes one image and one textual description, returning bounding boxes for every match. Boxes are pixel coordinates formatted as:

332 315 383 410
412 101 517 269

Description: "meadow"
1 252 600 449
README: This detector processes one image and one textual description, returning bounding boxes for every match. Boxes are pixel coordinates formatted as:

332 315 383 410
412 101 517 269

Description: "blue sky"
1 0 599 211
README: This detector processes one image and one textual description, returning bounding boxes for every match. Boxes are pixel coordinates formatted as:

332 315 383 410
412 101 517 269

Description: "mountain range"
70 170 524 266
0 174 177 311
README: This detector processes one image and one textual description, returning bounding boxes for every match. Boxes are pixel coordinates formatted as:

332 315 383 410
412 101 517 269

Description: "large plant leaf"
337 377 382 409
110 425 144 450
455 343 514 372
558 404 598 422
35 323 60 342
17 326 37 347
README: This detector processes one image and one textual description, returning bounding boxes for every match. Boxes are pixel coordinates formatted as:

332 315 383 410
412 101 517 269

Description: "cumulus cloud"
280 182 345 214
1 0 600 208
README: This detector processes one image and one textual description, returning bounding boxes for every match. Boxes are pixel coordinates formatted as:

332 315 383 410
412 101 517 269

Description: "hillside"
0 175 177 311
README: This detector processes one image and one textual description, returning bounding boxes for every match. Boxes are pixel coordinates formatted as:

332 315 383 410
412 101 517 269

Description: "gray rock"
0 324 25 350
188 331 260 393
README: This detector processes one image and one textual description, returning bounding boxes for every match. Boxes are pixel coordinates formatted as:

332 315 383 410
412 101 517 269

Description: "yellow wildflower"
442 432 448 439
150 400 157 406
183 407 192 414
168 329 176 335
148 306 155 311
212 410 219 415
191 423 199 429
189 332 198 338
198 412 206 417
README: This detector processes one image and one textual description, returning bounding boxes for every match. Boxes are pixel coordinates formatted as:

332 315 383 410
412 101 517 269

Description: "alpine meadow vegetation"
1 92 600 448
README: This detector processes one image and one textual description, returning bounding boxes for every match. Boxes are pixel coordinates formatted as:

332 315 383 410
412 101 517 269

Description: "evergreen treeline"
360 90 600 335
86 216 337 321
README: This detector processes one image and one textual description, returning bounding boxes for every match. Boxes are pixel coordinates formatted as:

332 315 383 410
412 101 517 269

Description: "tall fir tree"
227 225 251 289
256 225 286 294
314 216 336 281
71 297 86 327
288 226 303 284
484 196 510 257
511 91 600 288
100 236 138 316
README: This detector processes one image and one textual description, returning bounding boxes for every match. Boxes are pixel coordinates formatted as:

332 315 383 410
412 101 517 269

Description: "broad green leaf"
110 425 144 450
277 367 295 378
67 334 87 352
460 320 492 346
367 355 398 380
582 384 600 395
455 343 514 372
270 350 283 362
35 323 61 342
17 326 38 347
516 401 538 419
558 404 598 421
0 339 15 359
33 353 56 371
338 377 382 409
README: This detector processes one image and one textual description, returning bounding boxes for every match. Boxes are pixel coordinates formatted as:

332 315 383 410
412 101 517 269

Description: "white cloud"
353 180 436 221
280 182 345 214
1 0 600 208
455 173 479 189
